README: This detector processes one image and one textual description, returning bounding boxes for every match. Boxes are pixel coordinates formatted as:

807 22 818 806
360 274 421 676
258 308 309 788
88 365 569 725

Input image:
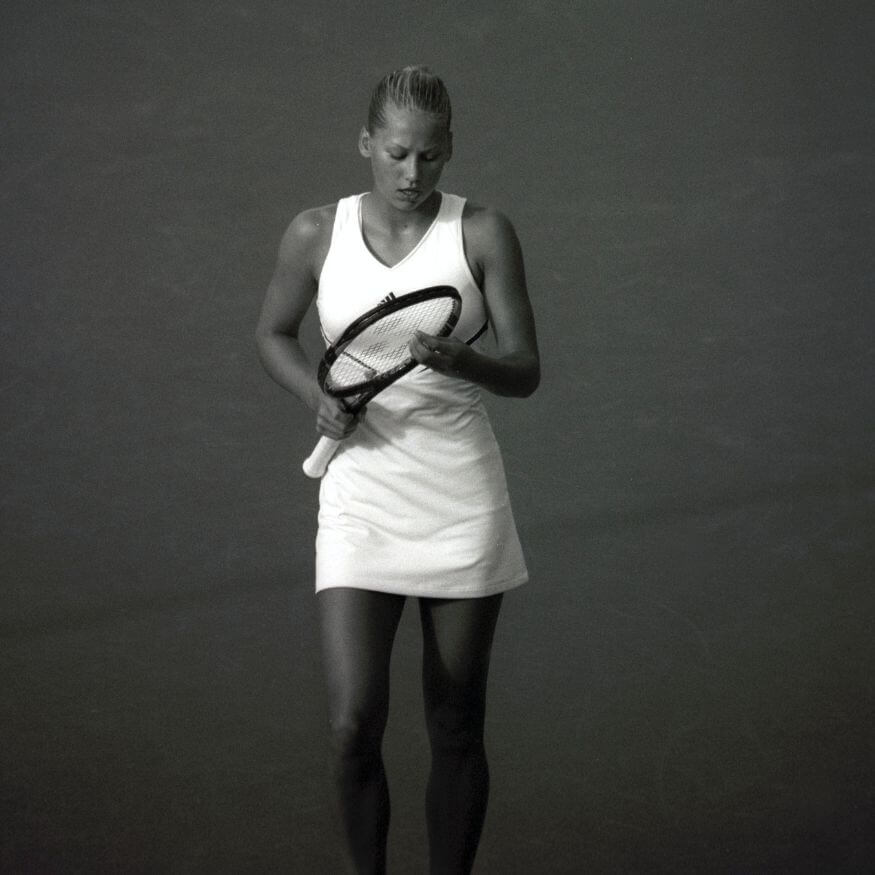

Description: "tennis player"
256 65 539 874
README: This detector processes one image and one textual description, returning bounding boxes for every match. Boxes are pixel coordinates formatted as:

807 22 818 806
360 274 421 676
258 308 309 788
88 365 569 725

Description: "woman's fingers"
410 332 468 376
316 396 363 439
409 331 435 364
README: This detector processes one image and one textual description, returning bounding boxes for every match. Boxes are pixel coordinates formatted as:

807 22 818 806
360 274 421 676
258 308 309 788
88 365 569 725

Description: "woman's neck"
363 190 442 233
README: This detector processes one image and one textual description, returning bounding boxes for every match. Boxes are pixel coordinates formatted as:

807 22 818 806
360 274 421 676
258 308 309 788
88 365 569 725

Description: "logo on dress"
379 292 397 306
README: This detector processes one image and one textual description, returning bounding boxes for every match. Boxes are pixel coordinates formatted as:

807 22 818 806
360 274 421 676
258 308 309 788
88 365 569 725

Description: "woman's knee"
328 708 387 764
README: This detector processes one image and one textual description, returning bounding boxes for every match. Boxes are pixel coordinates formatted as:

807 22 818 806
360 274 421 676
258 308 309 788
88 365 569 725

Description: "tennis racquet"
302 285 462 478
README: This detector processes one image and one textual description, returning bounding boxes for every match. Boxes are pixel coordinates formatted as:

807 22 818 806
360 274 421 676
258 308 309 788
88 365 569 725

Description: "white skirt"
315 364 528 599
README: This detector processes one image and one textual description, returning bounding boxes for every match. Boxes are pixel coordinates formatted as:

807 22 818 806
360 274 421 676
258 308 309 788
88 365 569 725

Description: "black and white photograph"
3 2 873 872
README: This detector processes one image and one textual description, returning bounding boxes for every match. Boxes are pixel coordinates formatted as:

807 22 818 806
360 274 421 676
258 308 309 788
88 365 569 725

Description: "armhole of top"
456 197 490 345
314 199 345 285
457 197 485 294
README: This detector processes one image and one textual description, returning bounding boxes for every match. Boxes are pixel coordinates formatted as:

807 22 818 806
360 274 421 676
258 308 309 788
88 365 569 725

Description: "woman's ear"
358 127 372 158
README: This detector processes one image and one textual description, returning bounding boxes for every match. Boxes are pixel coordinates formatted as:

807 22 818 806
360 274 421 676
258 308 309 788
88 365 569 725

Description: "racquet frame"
301 285 461 478
318 285 461 402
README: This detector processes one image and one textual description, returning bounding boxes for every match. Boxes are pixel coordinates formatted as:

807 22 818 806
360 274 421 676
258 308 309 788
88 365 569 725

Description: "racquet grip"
302 435 341 479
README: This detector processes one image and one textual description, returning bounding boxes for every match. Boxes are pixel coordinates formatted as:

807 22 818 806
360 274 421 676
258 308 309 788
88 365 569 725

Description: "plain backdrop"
2 1 873 872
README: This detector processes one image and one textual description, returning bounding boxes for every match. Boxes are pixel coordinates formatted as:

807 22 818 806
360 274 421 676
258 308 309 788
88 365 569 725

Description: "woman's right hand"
315 395 364 440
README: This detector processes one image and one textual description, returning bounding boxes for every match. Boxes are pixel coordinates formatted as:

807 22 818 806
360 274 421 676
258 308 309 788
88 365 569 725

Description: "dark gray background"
3 1 873 871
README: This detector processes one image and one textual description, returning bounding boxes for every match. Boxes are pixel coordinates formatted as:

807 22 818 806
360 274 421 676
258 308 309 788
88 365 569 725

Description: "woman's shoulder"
275 202 339 276
286 202 338 243
462 200 517 232
278 202 336 257
461 200 520 255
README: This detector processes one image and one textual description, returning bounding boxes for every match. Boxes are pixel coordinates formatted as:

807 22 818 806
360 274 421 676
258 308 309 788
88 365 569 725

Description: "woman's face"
359 102 452 212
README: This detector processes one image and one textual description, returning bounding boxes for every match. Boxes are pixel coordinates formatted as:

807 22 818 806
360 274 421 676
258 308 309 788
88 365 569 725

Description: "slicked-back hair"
366 66 452 133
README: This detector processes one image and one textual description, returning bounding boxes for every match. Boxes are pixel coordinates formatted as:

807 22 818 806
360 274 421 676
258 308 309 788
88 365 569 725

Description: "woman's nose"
403 156 421 181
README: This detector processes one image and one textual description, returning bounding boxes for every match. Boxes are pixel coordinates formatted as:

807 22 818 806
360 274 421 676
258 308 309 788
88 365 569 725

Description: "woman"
256 66 539 874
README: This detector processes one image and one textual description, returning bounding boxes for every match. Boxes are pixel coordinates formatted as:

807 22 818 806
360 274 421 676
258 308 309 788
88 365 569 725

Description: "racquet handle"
302 435 341 479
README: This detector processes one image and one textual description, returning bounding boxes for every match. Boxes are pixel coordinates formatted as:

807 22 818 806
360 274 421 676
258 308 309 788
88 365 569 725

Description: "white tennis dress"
314 192 528 598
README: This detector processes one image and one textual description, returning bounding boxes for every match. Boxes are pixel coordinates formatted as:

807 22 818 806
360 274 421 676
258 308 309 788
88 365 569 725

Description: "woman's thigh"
318 587 407 731
418 594 503 727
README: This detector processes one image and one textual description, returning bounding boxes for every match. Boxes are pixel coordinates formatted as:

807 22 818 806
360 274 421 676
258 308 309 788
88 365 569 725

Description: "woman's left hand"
410 331 471 378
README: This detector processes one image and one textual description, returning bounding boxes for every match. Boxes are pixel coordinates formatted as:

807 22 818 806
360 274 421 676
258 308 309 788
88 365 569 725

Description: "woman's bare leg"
319 587 406 875
418 593 503 875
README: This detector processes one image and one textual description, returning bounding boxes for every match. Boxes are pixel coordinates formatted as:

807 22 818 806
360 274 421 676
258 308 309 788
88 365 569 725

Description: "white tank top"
313 192 529 598
317 192 487 346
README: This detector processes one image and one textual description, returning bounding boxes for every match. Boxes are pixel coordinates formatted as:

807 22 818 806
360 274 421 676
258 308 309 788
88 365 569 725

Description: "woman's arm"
409 205 540 397
256 209 325 411
256 207 359 439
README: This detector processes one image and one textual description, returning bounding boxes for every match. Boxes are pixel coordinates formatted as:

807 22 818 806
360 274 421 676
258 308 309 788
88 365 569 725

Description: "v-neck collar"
357 193 444 270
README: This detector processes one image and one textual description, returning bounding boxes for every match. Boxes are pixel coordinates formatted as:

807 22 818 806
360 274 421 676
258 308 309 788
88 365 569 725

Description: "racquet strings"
324 296 456 391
